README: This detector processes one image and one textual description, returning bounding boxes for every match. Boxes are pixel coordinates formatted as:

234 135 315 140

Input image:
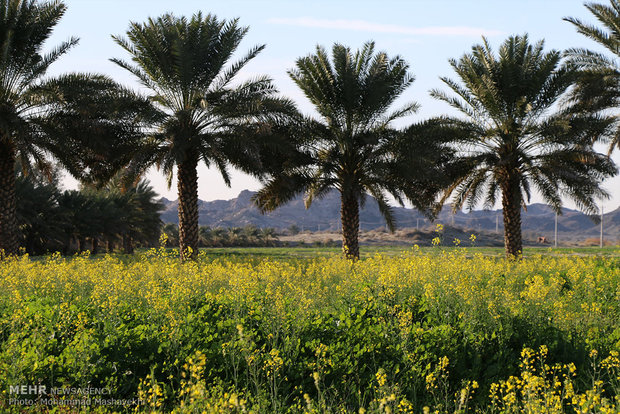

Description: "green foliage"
0 0 151 183
111 10 298 259
162 225 279 248
565 0 620 155
14 173 163 255
1 251 619 412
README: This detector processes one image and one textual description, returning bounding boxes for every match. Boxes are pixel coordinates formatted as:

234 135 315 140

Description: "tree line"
1 0 620 260
15 167 163 255
161 224 279 248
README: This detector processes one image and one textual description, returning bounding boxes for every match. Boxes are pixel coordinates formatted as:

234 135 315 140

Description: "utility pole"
554 212 558 248
416 218 419 230
600 205 604 248
495 214 499 234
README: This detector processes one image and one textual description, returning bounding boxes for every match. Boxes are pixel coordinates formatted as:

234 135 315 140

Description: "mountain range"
160 190 620 240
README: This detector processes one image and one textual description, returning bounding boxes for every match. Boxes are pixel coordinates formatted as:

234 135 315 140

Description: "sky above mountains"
52 0 620 211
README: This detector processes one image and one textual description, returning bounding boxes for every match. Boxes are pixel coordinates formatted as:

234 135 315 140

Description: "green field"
1 247 620 412
198 245 620 259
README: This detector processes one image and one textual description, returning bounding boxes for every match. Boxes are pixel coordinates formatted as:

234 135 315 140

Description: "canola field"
1 247 620 413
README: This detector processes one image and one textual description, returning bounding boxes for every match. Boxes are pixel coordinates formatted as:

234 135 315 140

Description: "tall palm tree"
431 34 617 258
112 12 296 260
0 0 149 256
565 0 620 155
254 42 450 260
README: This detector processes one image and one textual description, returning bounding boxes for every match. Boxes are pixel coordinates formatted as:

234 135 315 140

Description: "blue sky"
50 0 620 211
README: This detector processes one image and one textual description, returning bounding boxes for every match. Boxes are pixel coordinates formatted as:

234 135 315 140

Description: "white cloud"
266 17 503 37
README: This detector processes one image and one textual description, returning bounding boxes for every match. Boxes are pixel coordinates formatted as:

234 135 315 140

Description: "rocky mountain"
160 190 620 240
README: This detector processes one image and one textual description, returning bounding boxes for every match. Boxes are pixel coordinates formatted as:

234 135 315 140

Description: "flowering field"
1 247 619 413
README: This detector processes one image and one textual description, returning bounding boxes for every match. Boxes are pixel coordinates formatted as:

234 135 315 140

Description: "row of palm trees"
161 224 279 248
15 168 163 255
1 0 620 260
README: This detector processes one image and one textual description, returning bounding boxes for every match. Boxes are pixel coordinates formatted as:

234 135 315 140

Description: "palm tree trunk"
0 144 19 257
501 178 523 259
123 234 134 255
340 192 360 260
177 151 199 260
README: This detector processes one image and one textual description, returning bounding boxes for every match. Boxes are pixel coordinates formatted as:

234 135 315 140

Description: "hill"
160 190 620 242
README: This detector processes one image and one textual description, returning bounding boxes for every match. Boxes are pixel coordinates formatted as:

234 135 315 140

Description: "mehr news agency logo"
7 384 144 407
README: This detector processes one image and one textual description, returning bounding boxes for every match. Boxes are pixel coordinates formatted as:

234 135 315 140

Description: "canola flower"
0 248 619 412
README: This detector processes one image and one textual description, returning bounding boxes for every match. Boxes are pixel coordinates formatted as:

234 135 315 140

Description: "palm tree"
254 42 449 260
0 0 149 256
112 12 296 260
0 0 74 256
113 180 164 253
56 190 91 253
16 172 63 254
431 34 617 258
565 0 620 155
198 226 214 247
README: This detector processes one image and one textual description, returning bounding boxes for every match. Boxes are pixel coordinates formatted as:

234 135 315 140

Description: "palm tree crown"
431 34 617 258
565 0 620 155
255 41 449 259
113 12 296 260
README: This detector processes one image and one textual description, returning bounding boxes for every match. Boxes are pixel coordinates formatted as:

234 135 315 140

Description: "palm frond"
432 33 617 256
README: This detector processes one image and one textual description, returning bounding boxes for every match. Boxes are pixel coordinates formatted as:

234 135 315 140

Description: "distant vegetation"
15 169 163 256
161 223 279 248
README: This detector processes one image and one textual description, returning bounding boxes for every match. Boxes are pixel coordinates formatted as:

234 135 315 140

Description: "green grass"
196 245 620 260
